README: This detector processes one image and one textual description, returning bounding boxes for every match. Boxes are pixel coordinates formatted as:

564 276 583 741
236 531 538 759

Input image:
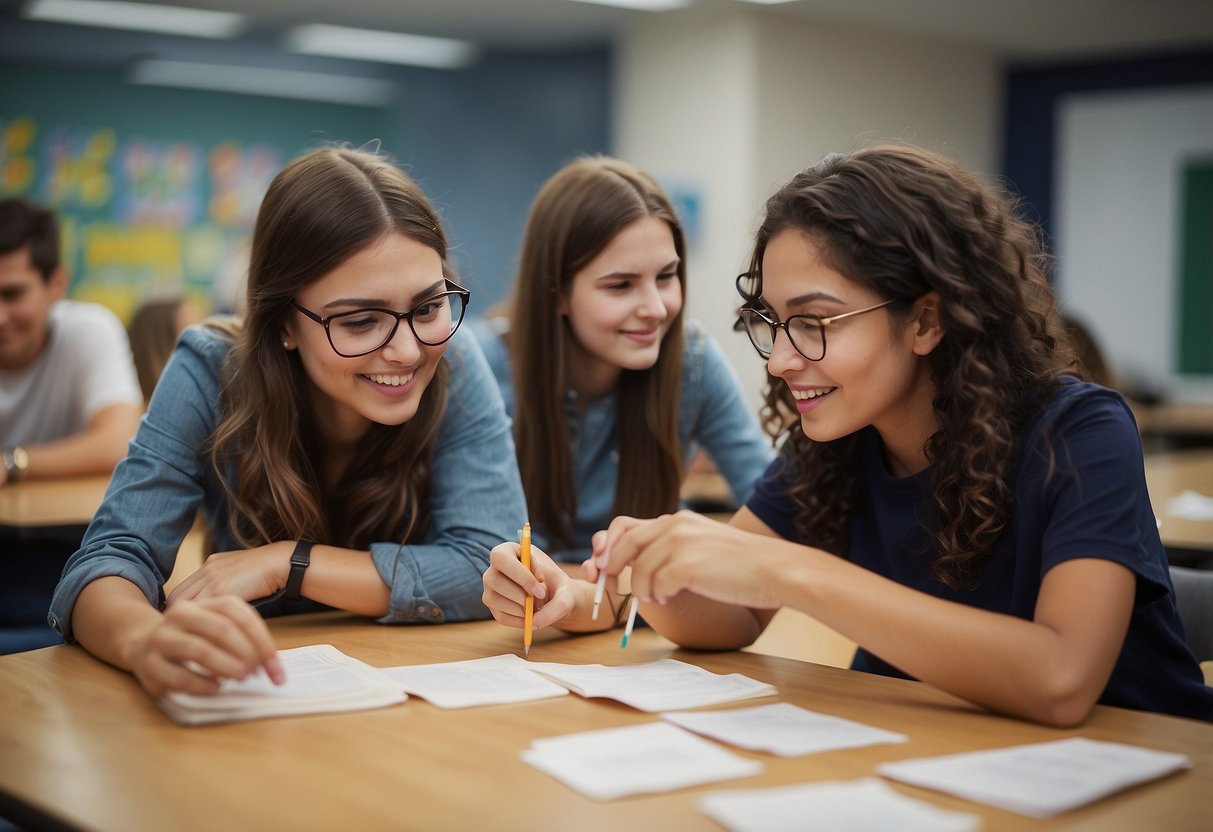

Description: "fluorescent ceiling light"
285 24 478 70
129 59 397 107
563 0 691 11
24 0 246 38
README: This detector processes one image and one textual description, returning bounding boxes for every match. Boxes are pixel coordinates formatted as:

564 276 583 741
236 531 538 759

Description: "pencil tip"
524 645 530 658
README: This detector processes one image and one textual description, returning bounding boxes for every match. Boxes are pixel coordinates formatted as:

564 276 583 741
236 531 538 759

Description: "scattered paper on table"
378 654 568 708
877 737 1192 818
699 778 981 832
160 644 406 726
526 658 777 712
663 702 907 756
1166 490 1213 520
521 721 763 800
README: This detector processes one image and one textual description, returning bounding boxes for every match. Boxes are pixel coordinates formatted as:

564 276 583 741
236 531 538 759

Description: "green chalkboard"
1178 159 1213 375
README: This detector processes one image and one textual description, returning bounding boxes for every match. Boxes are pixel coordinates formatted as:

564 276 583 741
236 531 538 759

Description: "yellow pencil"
521 522 534 657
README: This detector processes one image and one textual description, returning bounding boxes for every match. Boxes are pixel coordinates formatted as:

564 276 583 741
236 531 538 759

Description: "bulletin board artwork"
1 114 278 322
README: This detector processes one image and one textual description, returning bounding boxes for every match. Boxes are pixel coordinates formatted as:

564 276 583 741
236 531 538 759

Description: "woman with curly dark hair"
587 144 1212 725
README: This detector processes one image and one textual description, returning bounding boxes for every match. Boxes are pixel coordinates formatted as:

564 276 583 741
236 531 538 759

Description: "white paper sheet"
663 702 907 756
527 658 777 712
877 737 1192 818
378 653 569 708
1167 489 1213 520
521 721 764 800
699 778 981 832
160 644 406 725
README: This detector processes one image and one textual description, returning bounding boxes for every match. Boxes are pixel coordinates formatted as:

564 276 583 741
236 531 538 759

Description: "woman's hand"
128 595 284 697
167 541 293 606
482 541 578 630
594 510 792 610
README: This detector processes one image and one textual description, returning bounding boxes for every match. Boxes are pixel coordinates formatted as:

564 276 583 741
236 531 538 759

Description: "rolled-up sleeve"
49 329 224 642
371 330 527 623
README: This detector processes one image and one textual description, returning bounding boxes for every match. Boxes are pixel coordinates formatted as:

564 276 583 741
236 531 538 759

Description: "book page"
379 654 568 708
527 658 777 712
877 737 1192 818
663 702 907 756
699 778 980 832
160 644 406 725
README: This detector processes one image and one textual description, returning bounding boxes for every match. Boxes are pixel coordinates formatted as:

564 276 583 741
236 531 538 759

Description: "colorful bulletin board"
0 64 398 322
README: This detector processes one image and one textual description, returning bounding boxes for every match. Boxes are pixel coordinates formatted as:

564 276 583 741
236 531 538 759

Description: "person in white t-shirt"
0 198 141 487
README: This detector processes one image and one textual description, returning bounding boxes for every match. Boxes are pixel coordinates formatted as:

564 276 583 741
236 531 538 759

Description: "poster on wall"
1 114 281 322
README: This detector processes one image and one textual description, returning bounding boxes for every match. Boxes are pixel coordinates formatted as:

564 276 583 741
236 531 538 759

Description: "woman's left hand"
167 541 293 606
595 511 792 610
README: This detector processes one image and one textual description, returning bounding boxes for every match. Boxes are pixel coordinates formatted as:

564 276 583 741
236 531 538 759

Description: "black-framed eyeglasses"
735 279 895 361
291 280 470 358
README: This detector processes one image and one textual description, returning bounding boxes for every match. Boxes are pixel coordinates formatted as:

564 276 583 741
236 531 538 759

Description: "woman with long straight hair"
477 156 771 632
52 146 525 697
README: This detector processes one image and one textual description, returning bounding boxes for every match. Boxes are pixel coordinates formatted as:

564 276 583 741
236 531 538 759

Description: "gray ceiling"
1 0 1211 73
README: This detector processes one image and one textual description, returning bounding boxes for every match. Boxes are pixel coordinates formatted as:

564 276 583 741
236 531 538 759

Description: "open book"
159 644 407 726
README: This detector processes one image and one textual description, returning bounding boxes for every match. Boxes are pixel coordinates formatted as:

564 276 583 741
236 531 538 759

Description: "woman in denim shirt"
477 157 771 633
50 147 526 698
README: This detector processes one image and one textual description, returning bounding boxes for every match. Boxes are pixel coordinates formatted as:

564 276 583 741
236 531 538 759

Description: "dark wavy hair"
742 144 1073 589
207 146 451 550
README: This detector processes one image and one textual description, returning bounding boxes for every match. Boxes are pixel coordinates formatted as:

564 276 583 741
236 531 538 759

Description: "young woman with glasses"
477 156 771 634
586 144 1212 724
51 146 526 698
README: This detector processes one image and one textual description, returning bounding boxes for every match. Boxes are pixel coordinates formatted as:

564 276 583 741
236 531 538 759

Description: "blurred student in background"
477 156 771 632
0 198 141 486
51 146 526 698
557 145 1211 724
127 296 203 405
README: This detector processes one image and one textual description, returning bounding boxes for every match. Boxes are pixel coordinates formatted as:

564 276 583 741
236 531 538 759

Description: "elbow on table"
1017 669 1103 728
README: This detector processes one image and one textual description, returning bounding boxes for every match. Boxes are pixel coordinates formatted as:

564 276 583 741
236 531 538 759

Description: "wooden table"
0 475 110 532
1 615 1209 831
1144 449 1213 556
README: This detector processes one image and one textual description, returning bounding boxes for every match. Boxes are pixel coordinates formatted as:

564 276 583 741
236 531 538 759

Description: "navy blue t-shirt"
747 379 1213 722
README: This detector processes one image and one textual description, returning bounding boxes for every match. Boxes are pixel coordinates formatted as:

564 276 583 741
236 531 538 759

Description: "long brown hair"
208 146 451 549
511 156 686 548
743 144 1073 589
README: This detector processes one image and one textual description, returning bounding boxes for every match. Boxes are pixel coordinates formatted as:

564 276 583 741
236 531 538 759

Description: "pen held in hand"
521 522 534 657
620 596 639 648
591 551 608 620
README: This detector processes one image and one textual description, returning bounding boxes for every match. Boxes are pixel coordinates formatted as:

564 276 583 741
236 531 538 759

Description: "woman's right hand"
128 595 284 697
482 541 576 630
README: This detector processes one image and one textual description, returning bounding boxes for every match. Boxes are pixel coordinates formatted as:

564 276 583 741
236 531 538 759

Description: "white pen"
591 546 609 620
620 597 639 648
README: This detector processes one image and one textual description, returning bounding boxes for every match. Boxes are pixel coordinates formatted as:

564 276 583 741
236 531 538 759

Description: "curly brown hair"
207 146 451 550
743 144 1074 589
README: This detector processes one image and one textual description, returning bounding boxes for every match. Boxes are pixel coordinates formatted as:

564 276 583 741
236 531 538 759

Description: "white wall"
1056 85 1213 401
616 9 1001 406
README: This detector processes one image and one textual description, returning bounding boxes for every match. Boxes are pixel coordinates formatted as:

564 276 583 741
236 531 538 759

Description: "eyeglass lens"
328 292 465 356
739 308 825 360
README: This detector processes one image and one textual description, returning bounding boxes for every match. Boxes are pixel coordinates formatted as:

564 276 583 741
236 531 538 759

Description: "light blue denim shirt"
469 316 773 561
49 324 527 641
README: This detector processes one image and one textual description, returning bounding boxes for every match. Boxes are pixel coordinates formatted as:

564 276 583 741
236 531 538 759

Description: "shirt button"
609 450 620 464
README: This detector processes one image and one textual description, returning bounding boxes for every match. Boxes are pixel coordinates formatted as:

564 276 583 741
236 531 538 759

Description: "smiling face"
760 229 942 472
560 216 682 398
281 232 449 446
0 246 65 371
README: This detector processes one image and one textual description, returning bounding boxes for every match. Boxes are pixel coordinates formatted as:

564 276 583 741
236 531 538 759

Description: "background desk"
1144 449 1213 566
1 615 1209 831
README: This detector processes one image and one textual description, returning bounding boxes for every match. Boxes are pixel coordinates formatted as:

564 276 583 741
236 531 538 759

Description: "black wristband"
284 539 314 601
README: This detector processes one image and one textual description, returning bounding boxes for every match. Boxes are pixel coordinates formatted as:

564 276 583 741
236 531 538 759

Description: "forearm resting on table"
72 576 166 672
23 403 140 479
781 553 1135 727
